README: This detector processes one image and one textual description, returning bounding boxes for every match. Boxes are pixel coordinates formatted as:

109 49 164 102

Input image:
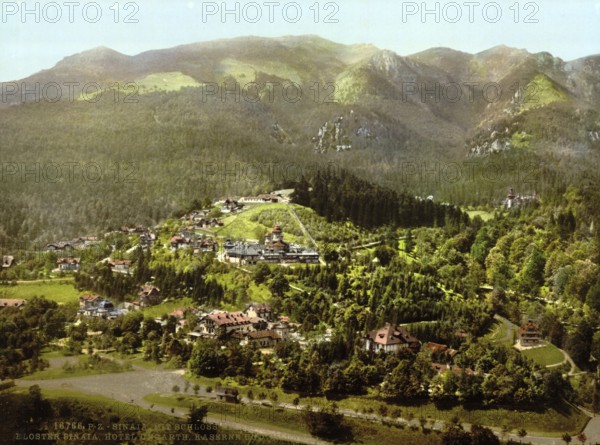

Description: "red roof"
426 342 448 354
519 321 541 335
208 311 254 327
110 260 131 266
245 330 281 341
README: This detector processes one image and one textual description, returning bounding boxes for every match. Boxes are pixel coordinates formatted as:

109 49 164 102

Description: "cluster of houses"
184 303 296 348
170 230 218 254
45 236 100 252
238 194 288 204
217 192 289 214
221 199 245 214
77 283 163 319
55 256 135 275
78 294 122 318
179 209 224 230
223 225 320 265
364 323 477 377
503 188 538 209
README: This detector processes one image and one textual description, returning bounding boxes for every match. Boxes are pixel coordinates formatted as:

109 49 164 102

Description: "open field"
0 278 79 304
466 210 495 222
215 203 306 245
140 297 194 318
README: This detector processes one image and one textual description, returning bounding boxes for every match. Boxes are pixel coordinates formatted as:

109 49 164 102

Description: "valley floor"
14 360 596 445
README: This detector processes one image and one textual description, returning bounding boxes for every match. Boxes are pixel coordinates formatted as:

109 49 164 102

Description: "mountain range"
0 35 599 243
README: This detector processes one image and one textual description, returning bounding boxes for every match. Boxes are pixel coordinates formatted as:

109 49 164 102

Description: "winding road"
16 366 329 445
14 359 600 445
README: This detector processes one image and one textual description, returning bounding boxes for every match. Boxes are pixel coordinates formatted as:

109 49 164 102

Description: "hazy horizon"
2 0 599 82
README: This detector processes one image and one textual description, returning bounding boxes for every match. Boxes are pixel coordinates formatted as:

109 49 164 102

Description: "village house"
193 237 218 254
215 388 239 403
365 323 421 353
109 259 132 274
268 321 292 340
519 320 542 347
78 299 120 318
139 231 156 250
239 194 282 204
0 299 27 309
135 284 162 308
197 310 263 337
45 241 73 252
239 330 282 348
79 294 101 309
221 199 244 214
57 257 81 272
75 236 99 248
170 235 192 250
243 303 273 321
503 188 538 209
2 255 15 269
426 342 458 361
182 210 224 229
120 225 147 234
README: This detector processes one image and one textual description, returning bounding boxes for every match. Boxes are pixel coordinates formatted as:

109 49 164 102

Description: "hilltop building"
223 226 319 265
503 188 538 209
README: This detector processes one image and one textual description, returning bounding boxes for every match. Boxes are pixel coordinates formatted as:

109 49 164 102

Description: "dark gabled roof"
225 244 261 257
245 330 281 341
367 323 420 347
57 257 80 264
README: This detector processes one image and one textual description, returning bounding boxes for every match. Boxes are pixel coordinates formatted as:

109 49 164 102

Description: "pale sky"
1 0 599 81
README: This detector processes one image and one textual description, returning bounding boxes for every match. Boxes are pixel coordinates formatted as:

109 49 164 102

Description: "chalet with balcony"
198 310 262 337
79 294 101 309
365 323 421 353
244 303 273 321
57 257 81 272
109 260 131 274
136 284 162 307
519 320 542 347
239 330 282 348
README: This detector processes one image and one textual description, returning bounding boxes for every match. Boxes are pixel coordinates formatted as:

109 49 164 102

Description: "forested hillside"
1 36 599 248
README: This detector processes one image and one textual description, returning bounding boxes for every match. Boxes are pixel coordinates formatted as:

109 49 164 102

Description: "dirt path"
285 204 325 266
493 314 517 344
